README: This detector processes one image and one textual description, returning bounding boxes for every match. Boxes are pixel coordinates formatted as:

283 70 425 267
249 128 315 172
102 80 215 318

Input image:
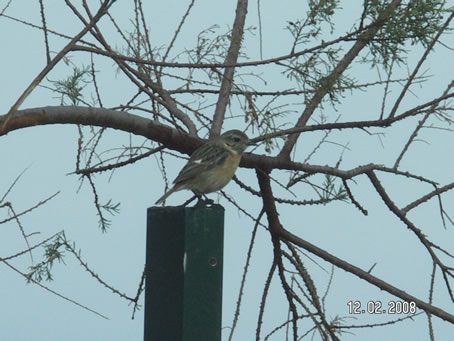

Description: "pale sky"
2 1 454 340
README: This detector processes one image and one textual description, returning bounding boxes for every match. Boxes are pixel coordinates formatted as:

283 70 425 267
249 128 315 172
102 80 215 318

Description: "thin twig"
1 258 109 320
1 0 113 133
228 209 264 341
38 0 51 64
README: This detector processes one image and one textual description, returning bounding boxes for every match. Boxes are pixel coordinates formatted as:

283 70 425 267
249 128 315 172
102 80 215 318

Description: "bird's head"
219 129 254 155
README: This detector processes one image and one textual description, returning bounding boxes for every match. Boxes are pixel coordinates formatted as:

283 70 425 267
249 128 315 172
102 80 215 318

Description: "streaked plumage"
156 130 252 205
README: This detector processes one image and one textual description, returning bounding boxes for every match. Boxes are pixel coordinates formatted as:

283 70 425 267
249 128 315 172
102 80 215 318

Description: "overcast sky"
2 1 454 340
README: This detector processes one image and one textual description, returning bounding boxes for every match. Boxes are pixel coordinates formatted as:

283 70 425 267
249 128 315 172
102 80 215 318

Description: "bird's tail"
155 186 178 205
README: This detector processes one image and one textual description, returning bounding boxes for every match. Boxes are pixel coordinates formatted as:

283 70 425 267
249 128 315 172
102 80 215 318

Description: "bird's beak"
247 141 256 147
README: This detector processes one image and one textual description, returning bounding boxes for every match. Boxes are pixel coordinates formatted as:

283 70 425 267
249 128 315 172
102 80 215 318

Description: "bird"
155 129 254 205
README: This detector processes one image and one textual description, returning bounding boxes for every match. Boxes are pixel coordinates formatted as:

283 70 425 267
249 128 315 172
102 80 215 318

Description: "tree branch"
1 0 113 133
3 106 453 188
0 106 200 156
279 0 402 159
211 0 248 136
255 167 454 324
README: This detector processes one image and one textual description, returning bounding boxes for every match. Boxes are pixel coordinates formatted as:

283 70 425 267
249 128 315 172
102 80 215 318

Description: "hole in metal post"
209 257 217 267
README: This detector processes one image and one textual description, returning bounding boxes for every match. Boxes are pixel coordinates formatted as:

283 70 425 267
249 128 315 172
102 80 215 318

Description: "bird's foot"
193 193 214 207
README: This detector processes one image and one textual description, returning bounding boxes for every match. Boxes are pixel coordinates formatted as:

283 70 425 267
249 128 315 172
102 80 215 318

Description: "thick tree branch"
211 0 248 136
255 168 298 339
3 106 453 189
0 106 200 156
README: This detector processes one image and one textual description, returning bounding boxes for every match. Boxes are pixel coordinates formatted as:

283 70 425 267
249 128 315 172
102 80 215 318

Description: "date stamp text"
347 300 417 315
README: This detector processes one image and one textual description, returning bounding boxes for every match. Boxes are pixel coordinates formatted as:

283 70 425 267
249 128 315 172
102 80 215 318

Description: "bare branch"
228 209 264 341
388 12 454 119
0 191 60 225
1 258 109 320
211 0 248 136
256 167 454 324
279 0 402 159
1 0 114 133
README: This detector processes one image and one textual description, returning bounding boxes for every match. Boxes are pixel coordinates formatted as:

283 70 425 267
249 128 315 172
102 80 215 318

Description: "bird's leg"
193 192 214 207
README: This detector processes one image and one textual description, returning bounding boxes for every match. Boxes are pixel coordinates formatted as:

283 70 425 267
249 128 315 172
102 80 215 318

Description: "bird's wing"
173 142 228 185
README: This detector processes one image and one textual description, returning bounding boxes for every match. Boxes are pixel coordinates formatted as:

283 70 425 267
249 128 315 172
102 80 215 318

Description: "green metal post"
144 205 224 341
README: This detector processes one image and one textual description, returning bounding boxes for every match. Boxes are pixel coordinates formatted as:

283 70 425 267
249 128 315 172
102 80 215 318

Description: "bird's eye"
234 137 240 142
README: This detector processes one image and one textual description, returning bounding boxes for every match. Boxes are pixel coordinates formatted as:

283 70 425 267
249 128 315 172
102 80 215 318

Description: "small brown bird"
156 130 253 205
